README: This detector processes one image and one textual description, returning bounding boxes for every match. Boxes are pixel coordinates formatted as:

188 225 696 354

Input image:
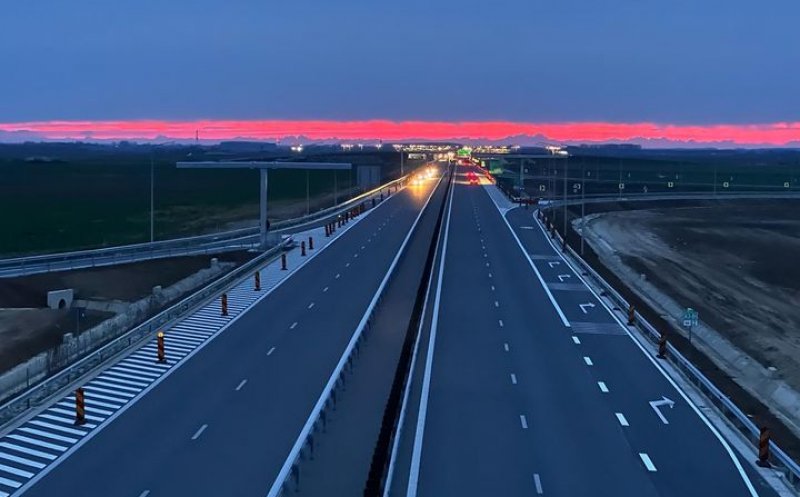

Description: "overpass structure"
0 165 796 497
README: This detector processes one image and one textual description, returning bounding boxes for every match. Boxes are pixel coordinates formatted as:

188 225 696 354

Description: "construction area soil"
0 251 255 372
550 198 800 457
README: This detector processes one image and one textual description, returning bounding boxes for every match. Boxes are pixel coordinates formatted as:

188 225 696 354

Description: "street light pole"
150 154 154 243
581 157 586 256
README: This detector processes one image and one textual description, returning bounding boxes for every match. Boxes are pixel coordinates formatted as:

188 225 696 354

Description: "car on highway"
467 171 479 185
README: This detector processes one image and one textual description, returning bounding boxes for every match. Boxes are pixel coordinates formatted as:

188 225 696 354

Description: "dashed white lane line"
308 302 315 309
520 415 529 429
598 381 609 393
290 322 298 330
533 474 543 495
615 413 629 427
361 245 365 250
323 286 329 293
491 285 495 291
503 343 509 352
639 453 657 472
139 491 151 497
485 262 490 267
488 272 493 278
336 273 341 279
510 374 518 385
494 301 499 308
354 253 359 258
484 253 488 258
346 262 351 267
235 379 247 391
572 336 581 344
583 356 593 366
267 347 276 356
498 319 504 327
191 424 208 440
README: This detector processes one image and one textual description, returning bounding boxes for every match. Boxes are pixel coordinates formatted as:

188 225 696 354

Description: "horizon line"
2 119 800 147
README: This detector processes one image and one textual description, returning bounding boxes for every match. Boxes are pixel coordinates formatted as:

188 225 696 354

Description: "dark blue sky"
2 0 798 124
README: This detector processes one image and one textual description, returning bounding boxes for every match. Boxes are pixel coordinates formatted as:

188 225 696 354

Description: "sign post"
682 307 699 342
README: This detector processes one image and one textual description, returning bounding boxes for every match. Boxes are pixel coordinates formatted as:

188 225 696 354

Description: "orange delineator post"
657 333 667 359
757 426 771 468
221 293 228 316
157 331 166 363
255 271 261 291
75 387 86 425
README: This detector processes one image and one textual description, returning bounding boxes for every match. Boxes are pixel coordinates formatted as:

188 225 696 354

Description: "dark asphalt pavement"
18 178 440 497
397 168 775 497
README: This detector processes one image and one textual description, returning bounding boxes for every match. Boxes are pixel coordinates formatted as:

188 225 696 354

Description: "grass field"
0 143 403 255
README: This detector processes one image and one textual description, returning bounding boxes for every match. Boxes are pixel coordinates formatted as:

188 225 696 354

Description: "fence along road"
0 177 439 497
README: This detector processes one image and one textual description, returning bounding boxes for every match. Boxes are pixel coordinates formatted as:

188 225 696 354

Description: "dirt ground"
0 251 255 371
582 202 800 390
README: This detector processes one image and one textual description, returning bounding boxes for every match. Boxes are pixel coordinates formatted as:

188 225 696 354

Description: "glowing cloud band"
2 120 800 146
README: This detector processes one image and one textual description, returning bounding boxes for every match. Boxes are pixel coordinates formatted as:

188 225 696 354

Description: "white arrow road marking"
649 396 675 424
557 274 571 282
548 261 561 268
520 226 535 230
579 303 596 314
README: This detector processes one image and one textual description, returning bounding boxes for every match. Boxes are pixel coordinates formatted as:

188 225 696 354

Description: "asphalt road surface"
393 168 777 497
11 177 441 497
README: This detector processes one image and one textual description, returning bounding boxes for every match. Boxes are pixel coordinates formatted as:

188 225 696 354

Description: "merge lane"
504 204 770 496
413 173 658 497
21 179 440 497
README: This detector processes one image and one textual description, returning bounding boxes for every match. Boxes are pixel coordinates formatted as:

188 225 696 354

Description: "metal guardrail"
0 175 408 277
536 205 800 492
0 237 292 428
266 172 446 497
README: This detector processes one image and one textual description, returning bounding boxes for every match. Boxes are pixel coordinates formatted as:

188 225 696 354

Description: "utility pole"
150 153 155 243
581 157 586 256
563 154 568 239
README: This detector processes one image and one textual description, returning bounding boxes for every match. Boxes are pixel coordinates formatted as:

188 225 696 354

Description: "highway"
389 168 778 496
0 175 442 497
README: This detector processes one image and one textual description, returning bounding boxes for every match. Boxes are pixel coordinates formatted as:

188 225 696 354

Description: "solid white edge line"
12 178 393 497
529 209 760 496
405 174 454 497
266 174 445 497
383 175 451 497
485 192 570 327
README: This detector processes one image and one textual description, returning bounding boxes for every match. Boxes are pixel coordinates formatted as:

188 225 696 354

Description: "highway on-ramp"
394 168 777 496
6 176 442 497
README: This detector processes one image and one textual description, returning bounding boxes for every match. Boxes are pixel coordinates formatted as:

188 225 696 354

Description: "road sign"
682 308 698 327
539 184 546 191
785 182 791 188
723 181 730 188
619 183 625 190
667 181 674 188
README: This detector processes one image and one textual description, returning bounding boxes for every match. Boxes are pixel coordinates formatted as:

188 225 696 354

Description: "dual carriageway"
0 164 786 496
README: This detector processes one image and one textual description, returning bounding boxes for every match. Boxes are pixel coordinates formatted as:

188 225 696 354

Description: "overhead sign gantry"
176 161 351 248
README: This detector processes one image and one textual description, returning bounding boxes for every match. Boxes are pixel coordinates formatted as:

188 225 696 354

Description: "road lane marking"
290 322 298 330
498 319 504 327
583 356 593 366
572 336 581 344
0 442 56 461
308 302 315 309
504 343 509 352
520 415 528 429
0 451 45 469
267 347 276 356
0 476 21 489
323 286 329 293
499 212 571 327
361 245 365 250
494 301 499 308
235 379 247 391
491 285 495 291
191 424 208 440
510 374 517 385
336 273 340 279
346 262 351 267
0 462 33 479
639 453 657 472
533 474 543 494
139 491 151 497
598 381 609 393
488 272 493 278
485 262 489 267
407 175 454 497
615 413 629 426
7 435 66 452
